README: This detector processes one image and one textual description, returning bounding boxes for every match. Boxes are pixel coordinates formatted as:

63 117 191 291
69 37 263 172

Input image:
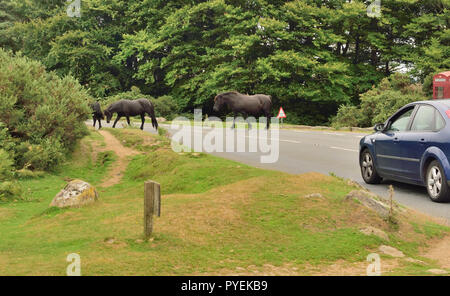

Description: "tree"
1 0 448 125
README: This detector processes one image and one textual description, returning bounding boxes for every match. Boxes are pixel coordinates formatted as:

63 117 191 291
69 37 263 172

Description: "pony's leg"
266 115 270 129
99 119 102 129
126 116 131 126
113 115 122 128
140 114 145 130
93 117 96 127
231 112 238 129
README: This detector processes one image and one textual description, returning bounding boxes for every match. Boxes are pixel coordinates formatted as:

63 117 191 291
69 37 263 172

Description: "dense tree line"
0 0 448 124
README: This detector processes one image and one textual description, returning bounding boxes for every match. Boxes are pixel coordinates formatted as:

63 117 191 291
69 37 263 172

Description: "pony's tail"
150 107 158 130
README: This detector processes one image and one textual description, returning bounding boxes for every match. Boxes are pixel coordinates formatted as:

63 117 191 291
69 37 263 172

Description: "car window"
388 108 414 132
411 105 435 131
436 111 445 130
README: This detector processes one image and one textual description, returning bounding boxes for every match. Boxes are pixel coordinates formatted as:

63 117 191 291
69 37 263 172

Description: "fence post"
144 180 161 239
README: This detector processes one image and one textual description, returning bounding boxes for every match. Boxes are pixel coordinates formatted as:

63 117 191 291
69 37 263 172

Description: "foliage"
0 0 448 125
153 96 179 120
0 149 21 200
0 49 91 171
332 73 427 127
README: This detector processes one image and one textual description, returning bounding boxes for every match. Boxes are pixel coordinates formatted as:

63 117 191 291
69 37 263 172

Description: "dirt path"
97 130 139 187
423 235 450 269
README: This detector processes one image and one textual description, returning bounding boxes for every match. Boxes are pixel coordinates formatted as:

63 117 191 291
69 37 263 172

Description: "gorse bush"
0 49 91 171
0 148 21 201
153 95 179 120
332 73 427 128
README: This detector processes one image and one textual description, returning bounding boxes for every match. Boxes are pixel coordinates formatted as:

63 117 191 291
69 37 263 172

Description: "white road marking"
323 132 345 136
330 146 358 153
282 139 302 144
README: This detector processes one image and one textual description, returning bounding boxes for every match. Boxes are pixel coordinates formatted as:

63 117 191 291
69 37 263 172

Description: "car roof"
405 100 450 109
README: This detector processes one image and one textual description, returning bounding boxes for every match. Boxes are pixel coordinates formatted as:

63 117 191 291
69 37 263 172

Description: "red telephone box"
433 71 450 99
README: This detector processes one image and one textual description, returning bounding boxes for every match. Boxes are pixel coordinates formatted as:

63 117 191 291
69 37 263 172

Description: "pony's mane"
214 91 240 101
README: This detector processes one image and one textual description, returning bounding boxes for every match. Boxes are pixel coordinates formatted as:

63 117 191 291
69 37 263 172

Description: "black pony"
104 99 158 130
213 91 272 129
90 101 104 129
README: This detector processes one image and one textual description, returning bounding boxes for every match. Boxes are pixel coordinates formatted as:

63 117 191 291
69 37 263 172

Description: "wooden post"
144 180 161 239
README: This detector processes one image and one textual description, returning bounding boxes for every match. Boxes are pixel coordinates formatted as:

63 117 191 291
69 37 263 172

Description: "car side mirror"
374 123 385 132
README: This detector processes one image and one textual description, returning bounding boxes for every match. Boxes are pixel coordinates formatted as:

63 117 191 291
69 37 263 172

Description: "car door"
400 104 445 181
375 106 416 177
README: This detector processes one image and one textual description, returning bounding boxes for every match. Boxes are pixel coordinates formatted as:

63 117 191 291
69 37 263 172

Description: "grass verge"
0 127 448 275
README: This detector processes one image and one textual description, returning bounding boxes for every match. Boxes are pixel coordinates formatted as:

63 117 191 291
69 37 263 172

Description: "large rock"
345 190 392 219
360 226 389 241
427 269 448 275
378 245 405 258
50 180 98 208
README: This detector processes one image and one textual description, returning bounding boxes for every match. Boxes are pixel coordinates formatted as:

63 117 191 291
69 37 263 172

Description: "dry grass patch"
157 177 267 245
422 235 450 269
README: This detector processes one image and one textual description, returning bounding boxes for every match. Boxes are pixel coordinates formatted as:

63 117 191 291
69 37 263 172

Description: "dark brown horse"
104 99 158 130
213 91 272 129
90 101 104 129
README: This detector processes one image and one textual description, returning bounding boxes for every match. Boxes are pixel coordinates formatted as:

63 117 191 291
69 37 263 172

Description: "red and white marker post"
277 107 286 128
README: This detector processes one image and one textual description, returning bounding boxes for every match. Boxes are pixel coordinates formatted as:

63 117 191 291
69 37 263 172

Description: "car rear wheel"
360 149 382 184
426 160 450 202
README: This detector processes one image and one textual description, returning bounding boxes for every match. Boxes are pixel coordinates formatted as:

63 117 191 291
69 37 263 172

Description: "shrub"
0 49 91 171
332 73 427 128
153 96 179 120
0 149 21 201
0 149 14 181
330 105 362 128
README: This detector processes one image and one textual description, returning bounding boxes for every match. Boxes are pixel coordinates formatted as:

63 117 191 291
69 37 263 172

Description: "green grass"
124 152 273 195
0 128 448 275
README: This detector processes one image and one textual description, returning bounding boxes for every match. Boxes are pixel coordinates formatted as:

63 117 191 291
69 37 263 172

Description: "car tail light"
446 110 450 118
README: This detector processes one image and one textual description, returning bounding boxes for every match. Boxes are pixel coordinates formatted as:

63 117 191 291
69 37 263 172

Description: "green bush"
0 149 14 181
0 49 91 171
0 149 21 201
153 95 179 120
332 73 427 128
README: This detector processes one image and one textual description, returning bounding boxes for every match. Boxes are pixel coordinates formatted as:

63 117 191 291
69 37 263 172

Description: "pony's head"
104 108 113 123
213 93 227 112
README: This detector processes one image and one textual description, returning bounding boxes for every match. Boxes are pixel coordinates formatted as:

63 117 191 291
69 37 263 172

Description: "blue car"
359 100 450 202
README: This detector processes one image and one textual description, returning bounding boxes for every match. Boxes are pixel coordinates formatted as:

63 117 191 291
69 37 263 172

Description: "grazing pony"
90 101 104 129
104 99 158 130
213 91 272 129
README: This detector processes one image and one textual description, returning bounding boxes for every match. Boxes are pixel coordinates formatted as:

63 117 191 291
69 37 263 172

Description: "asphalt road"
91 120 450 223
